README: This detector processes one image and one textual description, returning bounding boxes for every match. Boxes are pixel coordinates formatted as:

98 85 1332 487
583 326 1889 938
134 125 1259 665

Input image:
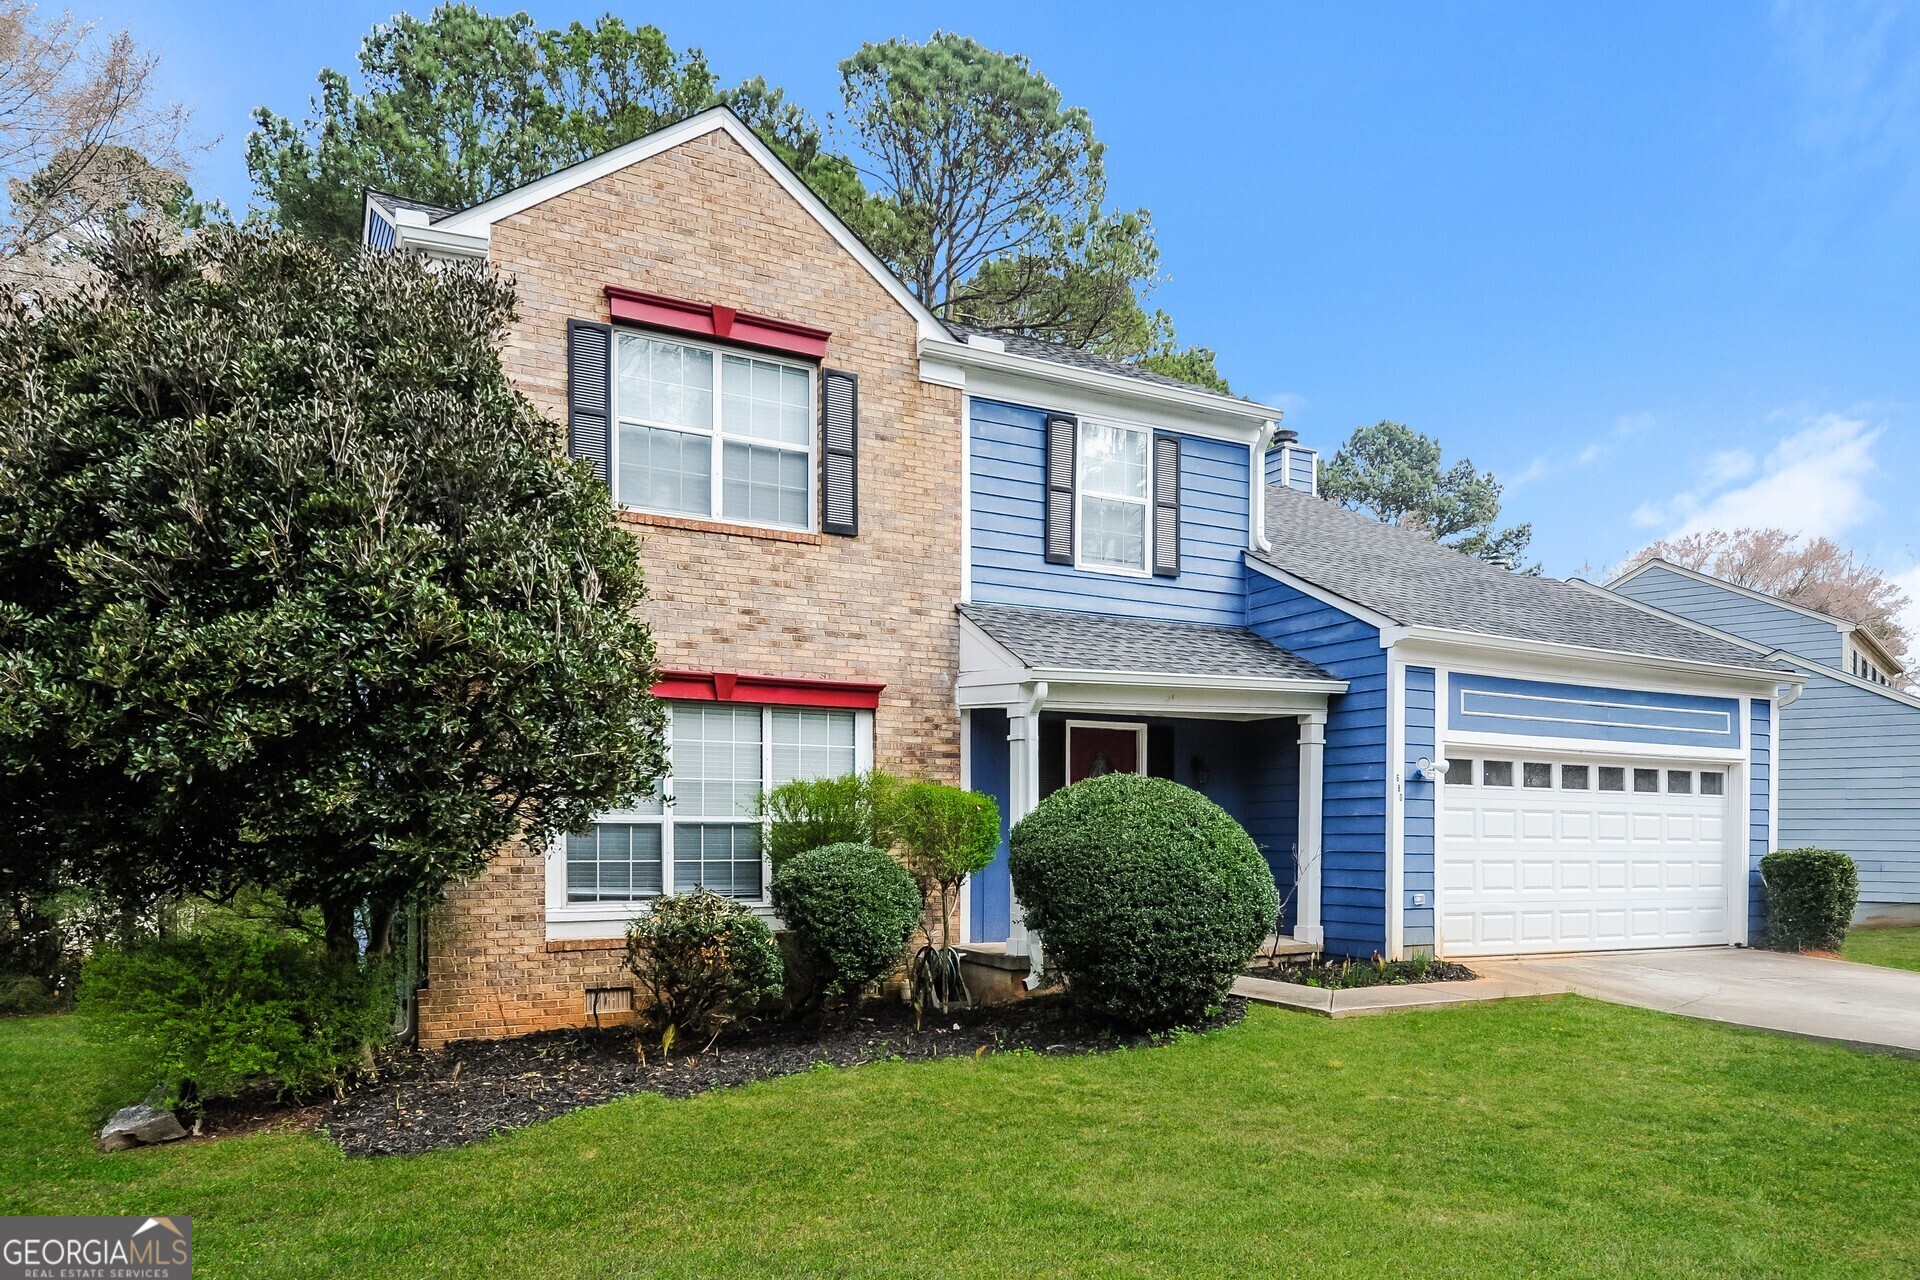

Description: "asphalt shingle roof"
1255 485 1796 673
959 601 1337 683
943 322 1236 395
366 189 460 223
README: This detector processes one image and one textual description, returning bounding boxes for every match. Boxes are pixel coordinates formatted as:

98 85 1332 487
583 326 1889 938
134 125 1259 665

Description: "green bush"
771 843 923 1000
1009 774 1277 1029
762 770 901 870
0 974 59 1016
1762 847 1859 952
624 891 783 1049
76 929 394 1104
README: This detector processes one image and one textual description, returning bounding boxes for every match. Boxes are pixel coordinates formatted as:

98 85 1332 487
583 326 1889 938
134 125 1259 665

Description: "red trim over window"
605 287 831 360
653 669 883 710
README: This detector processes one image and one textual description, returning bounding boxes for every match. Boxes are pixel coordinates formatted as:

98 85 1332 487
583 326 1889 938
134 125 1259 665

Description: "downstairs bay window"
549 701 871 935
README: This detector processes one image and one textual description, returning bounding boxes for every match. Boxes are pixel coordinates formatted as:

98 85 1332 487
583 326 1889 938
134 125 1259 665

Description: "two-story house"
1610 560 1920 925
367 107 1804 1046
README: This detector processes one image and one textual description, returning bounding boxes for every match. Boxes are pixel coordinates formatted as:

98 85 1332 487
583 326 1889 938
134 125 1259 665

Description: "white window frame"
546 703 874 938
611 330 817 532
1063 719 1149 782
1073 417 1154 577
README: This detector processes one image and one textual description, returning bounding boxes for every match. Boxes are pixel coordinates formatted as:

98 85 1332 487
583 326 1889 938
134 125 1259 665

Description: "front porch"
955 603 1348 964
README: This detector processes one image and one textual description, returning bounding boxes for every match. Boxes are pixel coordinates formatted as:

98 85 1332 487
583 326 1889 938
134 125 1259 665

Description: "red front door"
1068 724 1142 784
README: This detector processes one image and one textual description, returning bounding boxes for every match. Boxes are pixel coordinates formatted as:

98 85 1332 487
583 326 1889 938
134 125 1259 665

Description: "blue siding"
1403 667 1436 949
365 209 397 251
1448 672 1740 749
968 709 1012 943
1776 669 1920 906
1288 447 1317 492
1245 565 1388 958
1614 565 1844 666
1749 700 1772 939
970 398 1250 623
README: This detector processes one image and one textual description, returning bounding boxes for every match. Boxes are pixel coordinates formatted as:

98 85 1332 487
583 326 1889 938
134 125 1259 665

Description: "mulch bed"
1246 958 1478 989
317 993 1245 1157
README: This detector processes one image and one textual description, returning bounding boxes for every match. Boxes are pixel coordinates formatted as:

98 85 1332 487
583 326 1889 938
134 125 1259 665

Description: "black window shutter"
1152 432 1181 577
1043 413 1077 564
820 368 858 536
566 319 612 484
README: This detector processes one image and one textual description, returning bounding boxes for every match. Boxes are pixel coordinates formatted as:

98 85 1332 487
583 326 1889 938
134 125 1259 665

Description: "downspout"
1253 421 1276 554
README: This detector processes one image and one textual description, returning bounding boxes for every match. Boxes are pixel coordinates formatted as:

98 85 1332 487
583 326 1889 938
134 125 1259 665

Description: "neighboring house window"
613 332 814 530
1077 420 1151 573
555 702 867 922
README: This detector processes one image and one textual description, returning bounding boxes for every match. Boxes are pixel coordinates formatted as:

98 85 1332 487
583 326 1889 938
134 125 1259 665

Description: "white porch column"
1004 683 1047 965
1295 711 1327 947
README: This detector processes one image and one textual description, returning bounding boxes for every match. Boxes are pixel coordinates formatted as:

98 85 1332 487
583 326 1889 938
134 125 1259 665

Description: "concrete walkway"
1474 948 1920 1057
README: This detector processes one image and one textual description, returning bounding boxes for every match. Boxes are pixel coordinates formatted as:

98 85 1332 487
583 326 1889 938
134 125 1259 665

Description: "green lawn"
5 1000 1920 1278
1844 926 1920 973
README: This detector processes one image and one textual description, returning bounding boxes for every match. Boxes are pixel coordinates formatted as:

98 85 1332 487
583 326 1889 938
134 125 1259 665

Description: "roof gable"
430 108 947 343
1610 558 1855 632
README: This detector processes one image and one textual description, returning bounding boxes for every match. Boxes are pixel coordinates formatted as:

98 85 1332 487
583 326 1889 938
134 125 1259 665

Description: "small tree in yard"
0 225 666 957
889 780 1000 1012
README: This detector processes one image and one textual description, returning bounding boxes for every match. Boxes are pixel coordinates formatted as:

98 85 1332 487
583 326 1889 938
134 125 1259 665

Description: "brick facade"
416 129 964 1047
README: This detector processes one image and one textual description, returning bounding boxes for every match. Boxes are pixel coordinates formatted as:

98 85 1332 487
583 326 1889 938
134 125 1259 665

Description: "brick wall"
416 129 963 1047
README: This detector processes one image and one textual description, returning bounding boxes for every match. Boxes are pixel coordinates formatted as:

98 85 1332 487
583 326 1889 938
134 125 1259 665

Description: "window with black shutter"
1043 413 1077 564
820 369 858 536
566 320 613 483
1152 432 1181 577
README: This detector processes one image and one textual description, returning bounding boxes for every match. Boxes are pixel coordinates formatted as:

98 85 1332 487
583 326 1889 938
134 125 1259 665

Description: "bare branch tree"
0 2 197 292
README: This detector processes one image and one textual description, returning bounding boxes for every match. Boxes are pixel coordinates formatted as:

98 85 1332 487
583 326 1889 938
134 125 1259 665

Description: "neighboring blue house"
932 327 1802 962
1609 559 1920 925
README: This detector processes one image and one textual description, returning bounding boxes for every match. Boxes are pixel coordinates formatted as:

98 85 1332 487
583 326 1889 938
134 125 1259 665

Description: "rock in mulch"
326 993 1247 1157
97 1103 188 1152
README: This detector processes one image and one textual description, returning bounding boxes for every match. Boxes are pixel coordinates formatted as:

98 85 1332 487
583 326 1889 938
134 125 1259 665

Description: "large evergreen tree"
0 226 666 953
1319 421 1533 566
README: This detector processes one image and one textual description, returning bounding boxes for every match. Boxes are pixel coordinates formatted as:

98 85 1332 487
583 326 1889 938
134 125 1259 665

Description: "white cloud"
1508 411 1655 490
1633 412 1882 540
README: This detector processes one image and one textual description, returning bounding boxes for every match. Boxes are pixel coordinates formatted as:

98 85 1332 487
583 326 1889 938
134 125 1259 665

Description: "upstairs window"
614 333 813 530
1077 420 1150 573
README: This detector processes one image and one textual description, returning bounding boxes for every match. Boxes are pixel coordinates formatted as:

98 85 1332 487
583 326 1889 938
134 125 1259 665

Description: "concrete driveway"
1475 948 1920 1056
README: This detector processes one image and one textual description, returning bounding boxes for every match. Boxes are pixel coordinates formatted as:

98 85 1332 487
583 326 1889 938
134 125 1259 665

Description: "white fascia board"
925 338 1275 444
1391 627 1797 696
1608 558 1856 633
434 108 949 345
1241 553 1402 631
1024 667 1347 696
393 222 490 260
1766 651 1920 711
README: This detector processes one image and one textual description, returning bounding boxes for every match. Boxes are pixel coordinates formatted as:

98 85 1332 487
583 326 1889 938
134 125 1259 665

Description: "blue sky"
94 0 1920 620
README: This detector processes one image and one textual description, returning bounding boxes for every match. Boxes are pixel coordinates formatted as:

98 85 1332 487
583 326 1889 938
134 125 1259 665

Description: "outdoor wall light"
1411 756 1452 782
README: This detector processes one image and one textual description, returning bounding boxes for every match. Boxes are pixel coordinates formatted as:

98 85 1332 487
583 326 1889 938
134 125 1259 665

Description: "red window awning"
605 286 831 361
653 669 884 710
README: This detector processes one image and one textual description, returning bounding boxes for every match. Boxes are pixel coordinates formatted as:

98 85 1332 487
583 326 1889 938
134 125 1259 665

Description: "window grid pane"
1598 766 1626 792
1081 494 1147 570
1668 770 1693 794
1560 764 1590 790
1444 758 1473 786
672 823 762 898
1482 761 1514 787
1523 762 1553 789
721 355 811 446
671 705 763 818
1079 423 1148 497
618 422 711 515
1633 768 1660 793
721 440 809 527
771 709 857 787
1700 771 1725 796
566 824 663 902
618 336 713 430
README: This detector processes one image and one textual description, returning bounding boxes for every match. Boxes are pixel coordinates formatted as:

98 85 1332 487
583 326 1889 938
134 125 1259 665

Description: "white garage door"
1438 755 1734 957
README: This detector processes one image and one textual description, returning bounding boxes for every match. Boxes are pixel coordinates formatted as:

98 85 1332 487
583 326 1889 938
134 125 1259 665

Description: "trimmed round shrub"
1009 774 1277 1029
771 843 922 999
624 891 784 1047
77 928 395 1104
1761 847 1858 952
